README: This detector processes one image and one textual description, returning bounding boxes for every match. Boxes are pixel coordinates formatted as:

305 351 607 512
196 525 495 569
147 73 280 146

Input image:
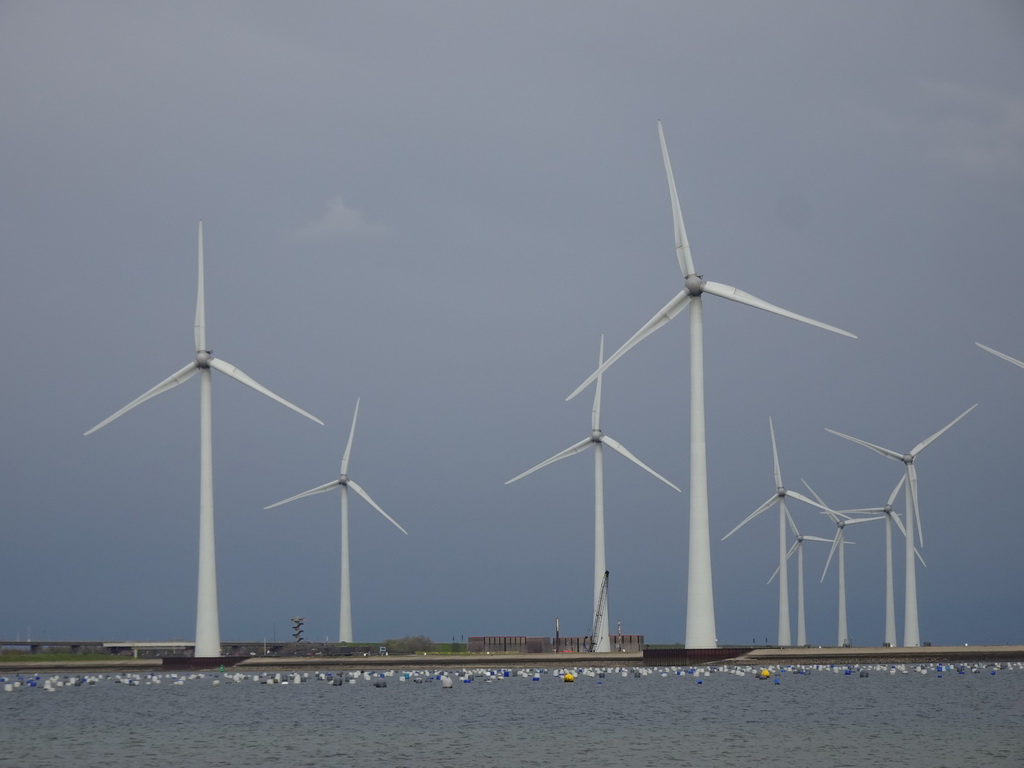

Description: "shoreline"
2 644 1022 674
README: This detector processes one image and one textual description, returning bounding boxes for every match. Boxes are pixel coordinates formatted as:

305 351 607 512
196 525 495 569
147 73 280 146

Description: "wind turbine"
825 404 976 646
721 418 827 646
803 481 884 647
85 222 323 658
566 122 856 648
507 336 681 652
265 398 407 643
872 475 914 647
767 510 832 647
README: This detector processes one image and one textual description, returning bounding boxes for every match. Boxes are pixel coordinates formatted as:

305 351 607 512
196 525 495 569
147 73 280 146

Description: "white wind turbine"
721 418 828 646
803 481 884 647
825 404 976 646
85 222 323 658
507 336 681 652
812 475 923 647
265 398 407 643
766 510 832 647
871 475 917 647
566 122 856 648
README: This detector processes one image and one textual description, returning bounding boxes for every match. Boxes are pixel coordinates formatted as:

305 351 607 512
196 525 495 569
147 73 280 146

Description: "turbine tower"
722 418 826 646
85 222 323 658
567 123 856 648
767 510 831 647
265 398 407 643
825 404 976 646
507 336 680 652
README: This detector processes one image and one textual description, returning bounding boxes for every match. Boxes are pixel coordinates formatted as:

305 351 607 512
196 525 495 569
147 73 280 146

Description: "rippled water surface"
2 664 1021 767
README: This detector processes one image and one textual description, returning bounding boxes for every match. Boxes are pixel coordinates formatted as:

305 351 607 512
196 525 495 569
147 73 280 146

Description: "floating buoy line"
2 661 1019 693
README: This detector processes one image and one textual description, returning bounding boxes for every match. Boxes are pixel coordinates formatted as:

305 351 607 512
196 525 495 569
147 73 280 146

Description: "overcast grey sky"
2 1 1023 647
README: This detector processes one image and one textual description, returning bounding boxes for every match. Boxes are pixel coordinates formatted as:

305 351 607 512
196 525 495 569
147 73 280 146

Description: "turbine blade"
824 428 903 462
785 540 800 560
800 478 828 510
976 342 1024 370
341 398 360 475
722 494 779 540
700 280 856 339
842 515 885 525
348 480 408 534
821 530 842 582
915 547 927 568
887 474 907 507
84 362 199 435
769 417 782 488
505 437 593 485
565 290 691 401
592 336 604 432
785 489 831 513
891 511 909 539
195 221 206 352
600 435 681 492
657 121 696 278
264 479 341 509
784 506 800 537
833 506 887 515
802 535 833 543
769 540 801 583
208 357 324 425
910 404 977 456
908 462 923 547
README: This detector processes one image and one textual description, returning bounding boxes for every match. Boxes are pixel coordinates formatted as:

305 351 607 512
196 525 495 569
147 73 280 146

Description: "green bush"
380 635 435 654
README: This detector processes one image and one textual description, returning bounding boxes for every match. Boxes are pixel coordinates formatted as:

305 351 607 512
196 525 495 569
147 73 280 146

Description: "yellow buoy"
758 669 771 679
563 673 575 683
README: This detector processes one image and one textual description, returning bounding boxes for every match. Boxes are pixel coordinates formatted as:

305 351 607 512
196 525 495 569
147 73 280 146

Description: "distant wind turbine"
722 418 827 646
566 122 856 648
507 336 680 652
803 480 884 648
869 475 922 647
825 404 976 646
85 222 323 658
766 510 831 647
265 398 407 643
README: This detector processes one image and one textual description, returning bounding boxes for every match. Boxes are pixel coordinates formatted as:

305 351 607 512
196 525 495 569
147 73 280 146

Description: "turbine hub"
903 454 914 465
777 486 786 497
196 350 212 368
684 274 705 296
591 429 603 442
338 474 349 485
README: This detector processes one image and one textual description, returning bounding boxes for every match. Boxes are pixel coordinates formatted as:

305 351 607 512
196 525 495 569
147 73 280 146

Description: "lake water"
1 663 1021 767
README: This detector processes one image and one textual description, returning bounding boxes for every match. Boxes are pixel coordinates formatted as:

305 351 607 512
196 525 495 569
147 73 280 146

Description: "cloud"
295 197 387 240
